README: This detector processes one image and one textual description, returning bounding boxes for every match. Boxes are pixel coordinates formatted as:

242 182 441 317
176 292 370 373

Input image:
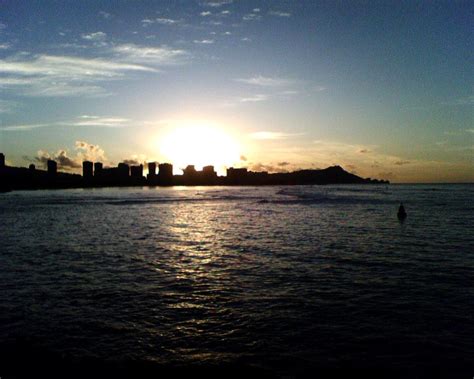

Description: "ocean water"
0 184 473 377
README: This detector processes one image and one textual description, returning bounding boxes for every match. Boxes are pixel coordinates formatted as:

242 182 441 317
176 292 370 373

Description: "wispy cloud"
200 11 212 16
81 31 107 41
111 43 187 64
201 0 233 7
0 54 154 97
0 123 50 131
0 43 186 97
193 39 214 44
98 11 112 20
142 18 180 26
235 75 293 87
70 115 130 127
0 43 11 49
239 94 268 103
250 131 299 140
1 115 132 131
243 13 261 21
269 11 291 17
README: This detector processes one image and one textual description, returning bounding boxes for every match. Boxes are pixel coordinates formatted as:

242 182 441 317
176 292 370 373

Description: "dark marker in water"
398 202 407 220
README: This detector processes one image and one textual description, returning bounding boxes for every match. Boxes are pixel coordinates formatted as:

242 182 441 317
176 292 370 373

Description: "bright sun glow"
160 124 240 175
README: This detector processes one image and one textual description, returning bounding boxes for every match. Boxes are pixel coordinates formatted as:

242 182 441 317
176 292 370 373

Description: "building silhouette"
148 162 156 177
158 163 173 185
131 164 143 178
0 153 4 168
47 160 57 176
83 161 93 180
94 162 103 177
117 163 129 178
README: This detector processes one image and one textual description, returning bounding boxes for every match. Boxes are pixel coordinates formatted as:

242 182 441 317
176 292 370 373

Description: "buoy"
397 202 407 220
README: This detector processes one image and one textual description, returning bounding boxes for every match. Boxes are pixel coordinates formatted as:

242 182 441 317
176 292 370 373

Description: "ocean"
1 184 473 377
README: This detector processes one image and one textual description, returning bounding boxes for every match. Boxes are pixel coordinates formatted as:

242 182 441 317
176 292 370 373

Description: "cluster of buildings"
0 152 389 192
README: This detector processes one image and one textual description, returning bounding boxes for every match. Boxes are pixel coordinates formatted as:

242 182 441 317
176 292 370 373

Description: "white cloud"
253 8 260 12
0 123 50 131
200 11 212 16
0 53 156 97
0 43 11 49
71 115 130 127
193 39 214 44
111 43 187 64
243 13 261 21
269 11 291 17
239 94 268 102
142 18 180 26
99 11 112 19
81 31 107 41
235 75 292 87
202 0 233 7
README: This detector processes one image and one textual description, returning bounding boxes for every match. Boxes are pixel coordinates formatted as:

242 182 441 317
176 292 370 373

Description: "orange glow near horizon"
159 124 241 175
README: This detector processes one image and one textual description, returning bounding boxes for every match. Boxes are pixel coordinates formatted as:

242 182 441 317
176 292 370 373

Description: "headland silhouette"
0 152 389 192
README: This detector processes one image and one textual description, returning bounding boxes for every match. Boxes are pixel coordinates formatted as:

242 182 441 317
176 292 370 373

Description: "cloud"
111 43 187 64
0 123 50 131
235 75 292 87
250 131 298 140
35 149 81 170
243 13 261 21
247 162 290 173
1 115 132 131
240 155 247 161
201 0 233 7
0 43 11 49
75 141 107 162
99 11 112 19
467 129 474 134
239 94 268 102
278 162 290 166
358 149 370 153
0 53 156 97
253 8 260 13
70 115 130 128
142 18 180 26
269 11 291 17
193 39 214 44
81 31 107 41
200 11 212 16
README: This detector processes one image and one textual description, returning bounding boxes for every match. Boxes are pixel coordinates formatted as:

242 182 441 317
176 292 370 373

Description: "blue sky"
0 0 472 182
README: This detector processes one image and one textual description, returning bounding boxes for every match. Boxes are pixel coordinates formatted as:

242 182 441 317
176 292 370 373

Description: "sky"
0 0 472 182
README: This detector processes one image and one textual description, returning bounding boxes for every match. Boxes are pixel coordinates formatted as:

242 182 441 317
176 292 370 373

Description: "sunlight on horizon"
159 123 241 175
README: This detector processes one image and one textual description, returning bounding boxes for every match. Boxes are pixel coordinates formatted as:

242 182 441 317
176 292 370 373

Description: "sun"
159 123 240 175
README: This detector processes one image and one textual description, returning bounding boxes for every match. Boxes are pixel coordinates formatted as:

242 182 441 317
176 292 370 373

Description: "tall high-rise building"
158 163 173 184
83 161 93 179
131 164 143 178
0 153 4 168
118 163 129 177
148 162 156 176
94 162 103 176
47 160 57 176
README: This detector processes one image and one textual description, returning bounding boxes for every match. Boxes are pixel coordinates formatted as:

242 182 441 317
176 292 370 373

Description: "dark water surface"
1 185 473 377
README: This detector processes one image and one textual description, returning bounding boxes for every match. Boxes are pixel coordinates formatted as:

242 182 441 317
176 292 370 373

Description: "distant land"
0 152 389 192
